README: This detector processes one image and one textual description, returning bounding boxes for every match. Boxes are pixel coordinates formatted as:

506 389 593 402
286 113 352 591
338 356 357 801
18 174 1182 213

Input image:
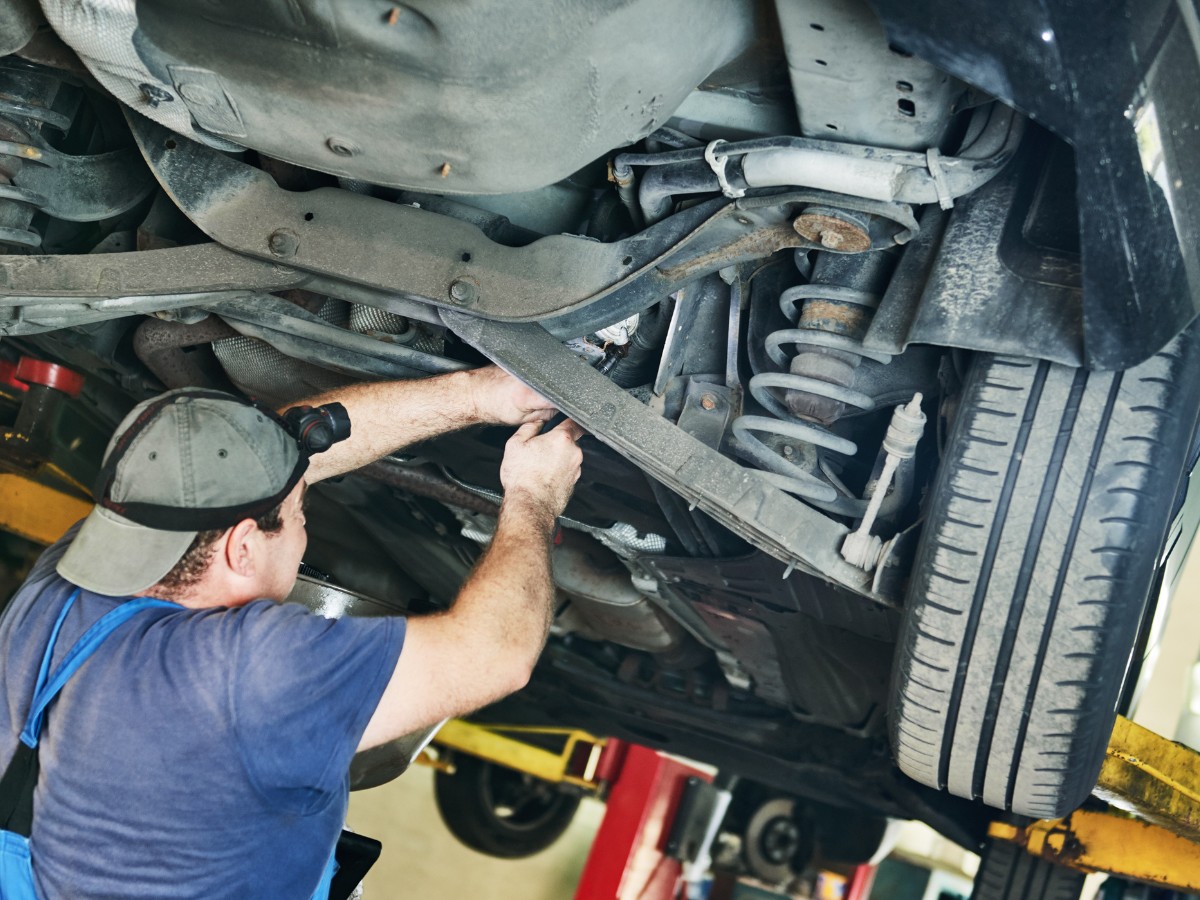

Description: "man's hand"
500 419 584 522
467 365 558 427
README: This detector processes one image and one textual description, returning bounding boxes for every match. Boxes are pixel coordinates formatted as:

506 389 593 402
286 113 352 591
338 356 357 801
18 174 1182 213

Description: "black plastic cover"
870 0 1200 368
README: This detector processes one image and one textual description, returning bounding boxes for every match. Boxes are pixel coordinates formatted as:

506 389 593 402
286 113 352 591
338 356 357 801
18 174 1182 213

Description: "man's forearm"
298 370 481 483
453 491 558 672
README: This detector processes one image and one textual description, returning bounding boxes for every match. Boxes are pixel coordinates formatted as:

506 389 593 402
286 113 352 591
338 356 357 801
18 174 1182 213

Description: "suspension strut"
732 247 896 511
0 58 75 250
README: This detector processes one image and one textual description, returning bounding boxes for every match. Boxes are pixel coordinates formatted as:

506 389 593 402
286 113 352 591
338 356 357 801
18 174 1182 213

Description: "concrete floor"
347 767 606 899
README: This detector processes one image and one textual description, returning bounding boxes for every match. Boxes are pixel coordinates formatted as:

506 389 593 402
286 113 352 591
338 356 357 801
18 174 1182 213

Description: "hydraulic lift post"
574 741 713 900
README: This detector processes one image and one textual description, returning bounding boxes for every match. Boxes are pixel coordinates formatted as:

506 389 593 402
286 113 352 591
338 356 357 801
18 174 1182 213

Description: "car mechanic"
0 365 584 898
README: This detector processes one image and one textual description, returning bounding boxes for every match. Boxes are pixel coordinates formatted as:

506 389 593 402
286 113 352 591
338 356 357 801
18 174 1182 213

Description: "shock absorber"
732 248 896 511
0 57 74 250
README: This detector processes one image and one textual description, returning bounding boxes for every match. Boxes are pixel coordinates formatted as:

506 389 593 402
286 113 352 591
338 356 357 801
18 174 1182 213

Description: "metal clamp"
704 139 746 199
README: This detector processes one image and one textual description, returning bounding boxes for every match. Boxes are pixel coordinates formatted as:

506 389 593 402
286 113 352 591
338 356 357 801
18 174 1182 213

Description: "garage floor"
347 766 606 898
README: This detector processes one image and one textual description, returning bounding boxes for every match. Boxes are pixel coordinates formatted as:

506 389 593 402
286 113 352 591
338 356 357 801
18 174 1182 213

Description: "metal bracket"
442 311 876 596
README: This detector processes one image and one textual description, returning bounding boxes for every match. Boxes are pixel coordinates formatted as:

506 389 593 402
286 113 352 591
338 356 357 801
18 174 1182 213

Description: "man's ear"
222 518 261 579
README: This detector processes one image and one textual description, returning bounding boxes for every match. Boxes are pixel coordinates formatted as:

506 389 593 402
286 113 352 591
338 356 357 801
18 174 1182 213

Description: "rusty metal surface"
988 812 1200 891
127 112 729 326
656 224 803 282
986 716 1200 890
797 299 872 337
792 213 872 252
132 316 239 389
358 459 499 516
1093 716 1200 843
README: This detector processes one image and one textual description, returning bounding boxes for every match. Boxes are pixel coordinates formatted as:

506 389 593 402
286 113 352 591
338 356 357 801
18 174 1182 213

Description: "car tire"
891 324 1200 818
970 841 1083 900
432 755 581 859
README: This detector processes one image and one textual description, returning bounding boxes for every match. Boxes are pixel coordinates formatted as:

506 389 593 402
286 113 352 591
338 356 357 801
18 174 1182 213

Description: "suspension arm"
441 310 882 600
122 115 828 338
0 243 312 298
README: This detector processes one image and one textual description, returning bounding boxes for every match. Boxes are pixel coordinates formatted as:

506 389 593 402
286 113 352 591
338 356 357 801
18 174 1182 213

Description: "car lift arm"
989 716 1200 892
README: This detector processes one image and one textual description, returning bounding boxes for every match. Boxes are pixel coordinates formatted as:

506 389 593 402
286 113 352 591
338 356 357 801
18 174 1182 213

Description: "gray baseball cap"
58 389 307 597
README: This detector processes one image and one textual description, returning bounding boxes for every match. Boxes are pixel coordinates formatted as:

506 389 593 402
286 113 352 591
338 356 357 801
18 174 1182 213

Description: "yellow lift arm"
422 721 609 793
989 716 1200 891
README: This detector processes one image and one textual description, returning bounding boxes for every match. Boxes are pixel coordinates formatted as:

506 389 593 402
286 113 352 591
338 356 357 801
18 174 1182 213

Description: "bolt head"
792 211 872 253
448 279 477 304
819 229 845 249
267 229 299 258
700 393 717 410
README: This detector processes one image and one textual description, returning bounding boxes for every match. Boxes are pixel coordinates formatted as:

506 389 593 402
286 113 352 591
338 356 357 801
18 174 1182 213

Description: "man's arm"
357 418 583 750
295 366 556 484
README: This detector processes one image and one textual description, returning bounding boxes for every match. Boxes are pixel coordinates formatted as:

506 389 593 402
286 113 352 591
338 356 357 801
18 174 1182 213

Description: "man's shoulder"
198 599 369 659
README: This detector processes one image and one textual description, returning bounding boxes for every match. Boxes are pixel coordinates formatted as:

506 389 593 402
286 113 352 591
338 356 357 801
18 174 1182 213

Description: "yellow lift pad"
990 716 1200 891
0 473 90 546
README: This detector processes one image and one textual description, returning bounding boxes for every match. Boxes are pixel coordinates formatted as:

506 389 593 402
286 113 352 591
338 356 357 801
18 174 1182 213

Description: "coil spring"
731 282 891 508
0 58 70 250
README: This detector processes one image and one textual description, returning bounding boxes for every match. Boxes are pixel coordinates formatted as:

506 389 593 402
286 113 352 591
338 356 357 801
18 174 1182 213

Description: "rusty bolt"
792 212 871 253
267 229 299 258
448 279 477 305
700 393 717 411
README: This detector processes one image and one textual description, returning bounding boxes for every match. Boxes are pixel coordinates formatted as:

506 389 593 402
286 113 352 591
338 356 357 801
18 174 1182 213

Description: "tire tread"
892 326 1200 817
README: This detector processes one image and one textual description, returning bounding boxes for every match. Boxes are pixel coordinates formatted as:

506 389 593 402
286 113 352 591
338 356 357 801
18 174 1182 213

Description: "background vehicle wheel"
432 754 581 859
891 325 1200 818
742 798 814 884
970 841 1083 900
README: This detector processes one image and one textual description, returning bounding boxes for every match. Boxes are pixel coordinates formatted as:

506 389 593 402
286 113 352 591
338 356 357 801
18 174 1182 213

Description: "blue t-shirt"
0 530 405 898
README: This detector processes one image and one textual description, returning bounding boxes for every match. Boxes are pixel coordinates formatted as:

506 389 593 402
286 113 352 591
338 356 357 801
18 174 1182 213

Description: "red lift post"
575 740 714 900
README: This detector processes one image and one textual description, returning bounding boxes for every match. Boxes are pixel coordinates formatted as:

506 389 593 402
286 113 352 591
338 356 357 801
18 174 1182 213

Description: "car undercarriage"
2 0 1199 869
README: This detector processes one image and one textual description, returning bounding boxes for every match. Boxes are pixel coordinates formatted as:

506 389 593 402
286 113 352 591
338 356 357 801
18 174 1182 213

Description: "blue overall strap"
24 590 81 736
311 850 338 900
19 595 180 748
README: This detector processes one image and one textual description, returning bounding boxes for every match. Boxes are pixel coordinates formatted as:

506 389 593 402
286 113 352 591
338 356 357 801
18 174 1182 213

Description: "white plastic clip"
704 139 746 199
926 148 955 210
841 393 927 571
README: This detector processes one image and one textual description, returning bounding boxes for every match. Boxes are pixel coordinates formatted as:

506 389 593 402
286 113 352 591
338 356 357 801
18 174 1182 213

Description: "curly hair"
152 503 285 597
